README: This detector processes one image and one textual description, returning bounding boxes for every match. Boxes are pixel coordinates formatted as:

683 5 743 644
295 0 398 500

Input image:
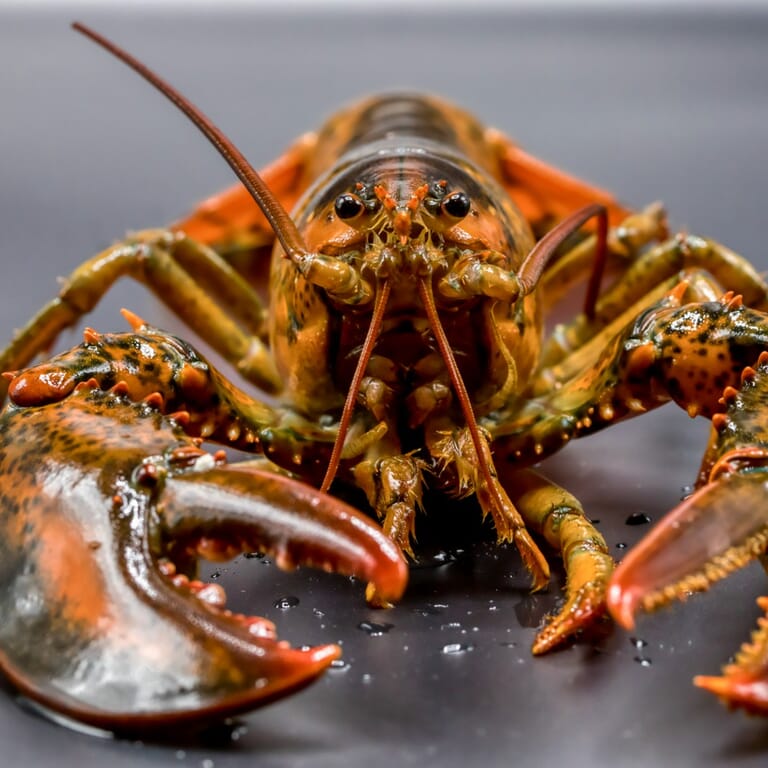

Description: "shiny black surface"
2 6 768 767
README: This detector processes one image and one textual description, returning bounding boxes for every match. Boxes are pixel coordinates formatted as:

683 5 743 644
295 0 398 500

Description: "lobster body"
5 24 768 733
270 94 540 419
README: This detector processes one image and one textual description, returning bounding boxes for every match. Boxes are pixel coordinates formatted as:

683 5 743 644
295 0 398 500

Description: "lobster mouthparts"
0 386 407 734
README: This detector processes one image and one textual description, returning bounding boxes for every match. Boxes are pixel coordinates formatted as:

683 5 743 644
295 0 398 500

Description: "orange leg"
488 128 632 231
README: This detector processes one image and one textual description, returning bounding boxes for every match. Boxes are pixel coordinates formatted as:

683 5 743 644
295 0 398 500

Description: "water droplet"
361 673 373 684
412 605 442 616
330 659 350 672
625 512 652 526
209 570 222 580
357 620 394 636
440 622 462 630
243 551 265 560
273 595 299 610
634 656 652 667
312 608 325 618
201 760 215 768
442 642 474 655
630 637 648 649
680 484 694 500
616 542 627 550
499 641 517 648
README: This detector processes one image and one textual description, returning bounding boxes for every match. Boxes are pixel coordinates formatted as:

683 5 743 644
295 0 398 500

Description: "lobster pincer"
605 293 768 714
0 330 406 734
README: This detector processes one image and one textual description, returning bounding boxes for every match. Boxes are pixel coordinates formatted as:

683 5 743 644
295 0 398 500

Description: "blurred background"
1 3 768 767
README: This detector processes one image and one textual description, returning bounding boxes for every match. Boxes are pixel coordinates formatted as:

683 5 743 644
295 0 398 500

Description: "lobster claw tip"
608 471 768 626
605 581 638 631
694 673 768 715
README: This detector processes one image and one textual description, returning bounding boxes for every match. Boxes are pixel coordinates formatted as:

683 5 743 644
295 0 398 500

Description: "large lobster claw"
0 385 407 734
608 349 768 714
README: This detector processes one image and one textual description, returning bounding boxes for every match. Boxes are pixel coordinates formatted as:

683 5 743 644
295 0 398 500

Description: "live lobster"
2 22 768 733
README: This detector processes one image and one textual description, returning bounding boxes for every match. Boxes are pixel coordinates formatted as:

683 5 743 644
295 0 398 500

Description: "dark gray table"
1 6 768 767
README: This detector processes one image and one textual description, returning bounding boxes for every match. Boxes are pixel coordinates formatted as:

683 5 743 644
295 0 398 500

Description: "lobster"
3 22 768 732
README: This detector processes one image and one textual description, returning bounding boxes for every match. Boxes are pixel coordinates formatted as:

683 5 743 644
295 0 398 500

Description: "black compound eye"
334 193 365 220
441 191 471 220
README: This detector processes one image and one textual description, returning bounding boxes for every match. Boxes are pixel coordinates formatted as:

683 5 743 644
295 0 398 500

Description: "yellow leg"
541 233 768 372
0 229 281 399
503 468 613 654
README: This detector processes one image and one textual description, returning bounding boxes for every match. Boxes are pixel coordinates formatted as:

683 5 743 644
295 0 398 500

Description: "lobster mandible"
4 21 768 732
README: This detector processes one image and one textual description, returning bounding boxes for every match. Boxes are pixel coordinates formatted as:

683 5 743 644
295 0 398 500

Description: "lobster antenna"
71 22 310 262
320 281 392 494
516 203 608 319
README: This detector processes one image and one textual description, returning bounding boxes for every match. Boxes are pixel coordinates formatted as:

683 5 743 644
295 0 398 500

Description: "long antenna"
71 22 310 263
319 281 392 493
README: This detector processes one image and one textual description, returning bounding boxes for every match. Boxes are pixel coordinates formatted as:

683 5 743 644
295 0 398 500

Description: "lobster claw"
607 348 768 713
607 462 768 713
693 594 768 715
608 470 768 629
0 388 407 734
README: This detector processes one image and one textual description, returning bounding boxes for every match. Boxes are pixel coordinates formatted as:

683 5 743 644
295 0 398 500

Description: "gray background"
1 5 768 767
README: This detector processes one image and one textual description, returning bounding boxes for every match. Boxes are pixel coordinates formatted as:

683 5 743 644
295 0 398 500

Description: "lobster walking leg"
0 230 281 403
489 130 631 232
539 233 768 374
500 468 613 654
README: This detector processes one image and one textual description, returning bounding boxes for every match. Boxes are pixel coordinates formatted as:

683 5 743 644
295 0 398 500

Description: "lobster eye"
334 193 365 221
441 191 471 220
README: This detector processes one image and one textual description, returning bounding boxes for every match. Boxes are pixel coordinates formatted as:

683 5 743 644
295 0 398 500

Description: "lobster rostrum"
4 23 768 730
